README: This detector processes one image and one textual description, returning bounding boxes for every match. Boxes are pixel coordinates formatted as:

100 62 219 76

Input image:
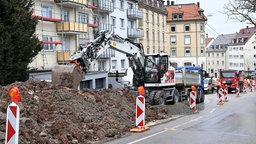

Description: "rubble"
0 79 201 143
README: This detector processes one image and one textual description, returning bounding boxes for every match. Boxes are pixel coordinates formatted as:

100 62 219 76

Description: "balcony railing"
32 14 61 22
97 0 114 12
127 28 144 38
127 9 143 19
99 23 114 32
87 0 98 9
57 22 87 34
55 0 87 7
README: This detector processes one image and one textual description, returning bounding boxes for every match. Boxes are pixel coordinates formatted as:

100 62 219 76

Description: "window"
170 25 176 32
172 14 182 20
112 60 117 69
200 35 204 44
146 13 149 22
171 63 178 68
217 53 219 57
200 23 204 31
128 3 133 9
208 53 210 57
98 61 106 71
120 0 124 9
185 35 190 45
240 47 243 50
240 63 244 67
78 13 88 24
185 48 190 56
217 61 219 66
120 18 124 27
222 61 224 66
111 16 116 27
121 59 125 69
184 62 192 66
41 5 52 18
200 47 204 56
152 13 154 25
42 36 54 51
171 48 176 56
222 53 224 57
185 24 190 32
171 36 176 45
63 10 69 21
240 55 244 59
112 0 115 8
63 37 70 51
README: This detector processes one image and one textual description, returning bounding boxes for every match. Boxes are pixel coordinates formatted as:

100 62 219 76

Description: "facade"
206 33 236 78
137 0 168 54
165 1 207 68
228 27 256 72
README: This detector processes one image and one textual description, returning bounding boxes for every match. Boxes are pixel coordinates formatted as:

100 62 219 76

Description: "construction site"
0 79 204 144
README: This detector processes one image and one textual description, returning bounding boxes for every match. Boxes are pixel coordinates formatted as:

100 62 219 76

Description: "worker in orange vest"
244 79 248 87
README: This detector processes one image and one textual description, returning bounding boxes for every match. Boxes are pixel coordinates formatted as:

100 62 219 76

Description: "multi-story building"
137 0 167 54
206 33 236 78
29 0 145 74
228 27 256 72
29 0 90 70
165 1 207 68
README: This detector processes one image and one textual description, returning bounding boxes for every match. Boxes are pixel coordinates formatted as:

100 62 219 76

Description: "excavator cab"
144 54 169 83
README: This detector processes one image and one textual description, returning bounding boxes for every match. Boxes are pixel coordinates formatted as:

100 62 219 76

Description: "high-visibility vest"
244 79 248 86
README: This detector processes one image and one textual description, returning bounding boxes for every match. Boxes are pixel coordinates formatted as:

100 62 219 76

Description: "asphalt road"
106 89 256 144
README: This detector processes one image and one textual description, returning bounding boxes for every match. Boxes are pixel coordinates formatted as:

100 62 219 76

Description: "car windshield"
221 72 234 78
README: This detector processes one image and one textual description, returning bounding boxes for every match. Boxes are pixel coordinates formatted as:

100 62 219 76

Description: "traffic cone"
223 85 229 102
217 88 224 105
236 86 240 97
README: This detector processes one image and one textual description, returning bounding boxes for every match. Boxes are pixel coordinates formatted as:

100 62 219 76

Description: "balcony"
99 23 114 32
57 22 87 34
87 0 98 9
127 28 144 38
97 0 114 12
88 17 99 27
98 50 114 59
32 14 61 22
127 9 143 19
55 0 87 7
57 51 73 62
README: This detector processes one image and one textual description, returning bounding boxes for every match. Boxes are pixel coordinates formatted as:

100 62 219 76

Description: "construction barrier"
250 85 253 92
236 86 240 97
223 85 229 102
6 87 21 144
190 90 196 111
136 95 145 127
243 85 247 93
130 86 149 132
217 88 224 105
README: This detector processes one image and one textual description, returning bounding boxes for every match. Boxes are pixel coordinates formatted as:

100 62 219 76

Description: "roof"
206 33 236 52
166 3 207 21
205 37 214 47
230 26 256 46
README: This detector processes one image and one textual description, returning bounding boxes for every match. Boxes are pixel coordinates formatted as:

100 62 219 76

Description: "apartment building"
29 0 144 74
206 33 236 78
228 27 256 72
29 0 91 70
165 1 207 68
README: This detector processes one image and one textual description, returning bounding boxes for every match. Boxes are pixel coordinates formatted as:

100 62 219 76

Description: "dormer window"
172 14 183 20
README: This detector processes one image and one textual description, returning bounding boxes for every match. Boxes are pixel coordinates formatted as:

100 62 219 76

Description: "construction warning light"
8 86 21 102
113 41 117 47
138 86 145 95
191 86 196 91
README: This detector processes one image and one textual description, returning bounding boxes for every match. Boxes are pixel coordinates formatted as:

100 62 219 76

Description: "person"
159 64 166 78
239 72 245 92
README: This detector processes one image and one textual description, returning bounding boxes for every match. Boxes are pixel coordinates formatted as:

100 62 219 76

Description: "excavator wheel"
51 65 84 89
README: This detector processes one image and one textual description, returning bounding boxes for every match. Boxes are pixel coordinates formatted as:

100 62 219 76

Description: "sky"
174 0 249 38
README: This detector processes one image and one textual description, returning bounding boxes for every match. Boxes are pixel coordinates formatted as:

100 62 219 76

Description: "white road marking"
127 116 203 144
210 108 216 113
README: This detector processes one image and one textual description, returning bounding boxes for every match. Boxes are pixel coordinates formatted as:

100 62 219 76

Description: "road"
106 90 256 144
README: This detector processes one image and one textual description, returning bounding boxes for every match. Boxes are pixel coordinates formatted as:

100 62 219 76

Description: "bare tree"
224 0 256 25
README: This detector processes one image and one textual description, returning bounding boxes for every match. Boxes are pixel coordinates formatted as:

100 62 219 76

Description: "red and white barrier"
249 85 253 92
190 91 196 110
243 85 247 93
223 87 229 102
136 95 145 128
5 102 20 144
217 88 224 105
236 86 240 97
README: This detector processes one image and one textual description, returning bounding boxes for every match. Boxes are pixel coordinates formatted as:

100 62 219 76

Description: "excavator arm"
52 30 145 88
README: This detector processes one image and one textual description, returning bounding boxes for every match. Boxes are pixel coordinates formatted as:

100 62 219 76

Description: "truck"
175 66 205 103
219 70 239 93
51 30 204 105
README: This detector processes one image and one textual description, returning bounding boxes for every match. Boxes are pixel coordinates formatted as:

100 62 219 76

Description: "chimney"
167 0 170 6
171 1 174 5
197 2 200 8
206 33 208 38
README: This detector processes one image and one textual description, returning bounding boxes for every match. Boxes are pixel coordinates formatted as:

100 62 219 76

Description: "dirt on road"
0 79 199 144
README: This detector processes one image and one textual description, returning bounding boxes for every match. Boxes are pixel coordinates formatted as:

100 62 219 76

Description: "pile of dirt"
0 79 173 144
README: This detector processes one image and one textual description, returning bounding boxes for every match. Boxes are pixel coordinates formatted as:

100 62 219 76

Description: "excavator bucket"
51 65 84 89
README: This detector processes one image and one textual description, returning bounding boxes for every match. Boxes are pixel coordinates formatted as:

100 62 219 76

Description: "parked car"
204 78 214 94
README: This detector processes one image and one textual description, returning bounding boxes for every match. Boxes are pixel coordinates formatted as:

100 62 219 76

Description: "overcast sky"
173 0 249 38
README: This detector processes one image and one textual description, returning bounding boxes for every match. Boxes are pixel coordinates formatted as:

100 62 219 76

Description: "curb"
146 115 184 127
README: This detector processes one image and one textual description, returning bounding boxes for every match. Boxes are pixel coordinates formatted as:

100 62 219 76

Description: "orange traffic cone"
236 86 240 97
223 85 229 102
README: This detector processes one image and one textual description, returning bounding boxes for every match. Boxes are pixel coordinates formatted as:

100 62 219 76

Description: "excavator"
52 30 179 105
